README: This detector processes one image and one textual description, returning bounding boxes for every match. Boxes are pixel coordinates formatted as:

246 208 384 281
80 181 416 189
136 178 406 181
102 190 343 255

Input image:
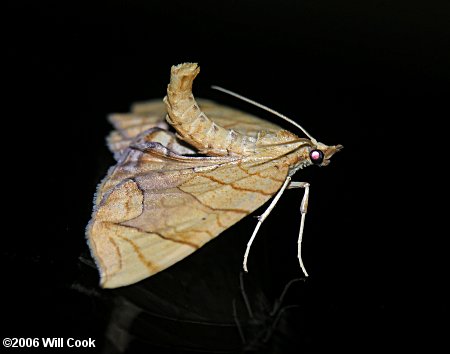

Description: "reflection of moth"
87 63 342 288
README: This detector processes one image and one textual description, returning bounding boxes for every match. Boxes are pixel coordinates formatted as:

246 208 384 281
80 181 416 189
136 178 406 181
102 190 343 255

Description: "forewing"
107 100 169 160
87 130 289 288
197 99 283 136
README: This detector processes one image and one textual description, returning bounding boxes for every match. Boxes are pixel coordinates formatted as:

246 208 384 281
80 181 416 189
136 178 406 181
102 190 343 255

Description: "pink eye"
309 149 324 165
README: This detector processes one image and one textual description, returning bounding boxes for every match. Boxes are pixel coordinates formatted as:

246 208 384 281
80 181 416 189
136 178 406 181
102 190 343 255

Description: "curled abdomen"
164 63 256 156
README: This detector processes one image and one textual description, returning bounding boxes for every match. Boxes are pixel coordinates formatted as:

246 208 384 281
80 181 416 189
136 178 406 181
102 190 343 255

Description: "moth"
87 63 342 288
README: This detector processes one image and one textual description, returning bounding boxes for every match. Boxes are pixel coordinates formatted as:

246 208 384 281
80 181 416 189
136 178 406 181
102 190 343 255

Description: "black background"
5 1 449 353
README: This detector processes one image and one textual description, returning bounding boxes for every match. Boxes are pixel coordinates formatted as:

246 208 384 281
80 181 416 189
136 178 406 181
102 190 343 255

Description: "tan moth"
87 63 342 288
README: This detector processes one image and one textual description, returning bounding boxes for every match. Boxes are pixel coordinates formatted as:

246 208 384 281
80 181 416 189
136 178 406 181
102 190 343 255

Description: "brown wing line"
174 185 251 215
88 125 291 288
194 172 277 196
116 223 200 249
114 233 158 273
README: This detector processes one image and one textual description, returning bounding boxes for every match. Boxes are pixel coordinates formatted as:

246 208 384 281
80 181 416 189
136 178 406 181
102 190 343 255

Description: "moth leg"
232 299 246 343
243 176 292 272
287 181 310 277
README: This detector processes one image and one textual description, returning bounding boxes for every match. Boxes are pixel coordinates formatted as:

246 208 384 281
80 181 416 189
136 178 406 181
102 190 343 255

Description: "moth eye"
310 149 324 165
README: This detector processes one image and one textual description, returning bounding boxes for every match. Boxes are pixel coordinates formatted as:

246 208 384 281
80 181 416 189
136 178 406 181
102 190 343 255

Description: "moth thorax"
289 148 312 174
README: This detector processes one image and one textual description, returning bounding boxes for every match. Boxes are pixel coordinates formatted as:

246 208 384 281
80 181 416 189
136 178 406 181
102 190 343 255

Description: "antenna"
211 85 317 143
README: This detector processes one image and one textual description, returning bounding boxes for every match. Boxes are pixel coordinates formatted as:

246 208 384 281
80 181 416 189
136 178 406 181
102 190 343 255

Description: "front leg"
288 181 310 277
243 176 292 272
243 178 311 277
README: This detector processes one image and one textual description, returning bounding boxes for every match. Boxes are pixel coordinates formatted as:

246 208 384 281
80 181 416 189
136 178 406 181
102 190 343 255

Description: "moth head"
309 142 343 167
